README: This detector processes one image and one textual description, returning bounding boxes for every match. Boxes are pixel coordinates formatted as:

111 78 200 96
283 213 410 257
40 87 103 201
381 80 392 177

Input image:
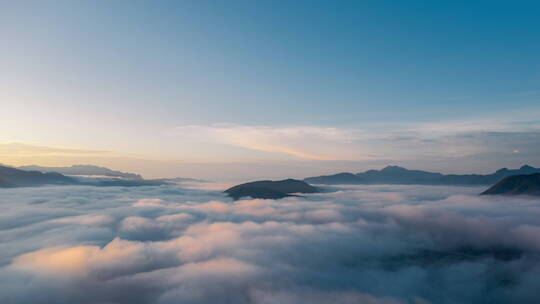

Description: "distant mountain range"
6 162 540 196
0 164 215 189
0 165 170 188
304 165 540 186
481 173 540 196
0 165 77 187
18 165 143 180
225 179 318 200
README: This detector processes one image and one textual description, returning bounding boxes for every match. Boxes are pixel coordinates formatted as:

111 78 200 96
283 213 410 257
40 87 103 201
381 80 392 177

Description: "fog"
1 183 540 303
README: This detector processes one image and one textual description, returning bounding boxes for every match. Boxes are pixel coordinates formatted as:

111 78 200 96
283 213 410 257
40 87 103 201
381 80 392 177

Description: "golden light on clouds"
12 246 97 276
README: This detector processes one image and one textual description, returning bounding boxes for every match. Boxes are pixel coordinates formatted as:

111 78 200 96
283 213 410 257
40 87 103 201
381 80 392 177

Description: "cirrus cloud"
168 118 540 164
169 124 367 160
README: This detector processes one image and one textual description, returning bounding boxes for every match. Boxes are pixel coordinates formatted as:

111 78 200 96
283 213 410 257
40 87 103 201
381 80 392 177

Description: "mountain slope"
304 165 540 186
481 173 540 196
225 179 318 200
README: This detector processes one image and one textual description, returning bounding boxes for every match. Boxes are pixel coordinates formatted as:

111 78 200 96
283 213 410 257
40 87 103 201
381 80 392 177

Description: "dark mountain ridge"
481 173 540 196
0 165 168 188
0 165 77 187
225 179 318 200
304 165 540 186
19 165 143 180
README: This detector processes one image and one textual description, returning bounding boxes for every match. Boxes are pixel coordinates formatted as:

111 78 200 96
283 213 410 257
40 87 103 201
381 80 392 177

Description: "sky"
1 0 540 180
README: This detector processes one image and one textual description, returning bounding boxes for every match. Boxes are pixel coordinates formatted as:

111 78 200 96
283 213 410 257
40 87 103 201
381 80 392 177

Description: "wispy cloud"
168 117 540 162
169 124 369 160
0 143 110 157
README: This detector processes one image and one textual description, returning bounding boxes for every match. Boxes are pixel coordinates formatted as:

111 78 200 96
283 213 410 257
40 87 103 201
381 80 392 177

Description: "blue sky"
1 1 540 180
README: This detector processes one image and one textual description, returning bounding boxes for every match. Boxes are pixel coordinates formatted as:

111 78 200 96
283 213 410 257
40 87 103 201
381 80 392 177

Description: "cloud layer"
1 183 540 303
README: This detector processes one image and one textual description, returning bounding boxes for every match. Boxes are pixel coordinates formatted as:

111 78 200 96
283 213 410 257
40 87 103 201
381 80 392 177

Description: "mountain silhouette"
304 165 540 186
0 165 171 188
481 173 540 196
225 179 318 200
0 165 76 187
19 165 143 180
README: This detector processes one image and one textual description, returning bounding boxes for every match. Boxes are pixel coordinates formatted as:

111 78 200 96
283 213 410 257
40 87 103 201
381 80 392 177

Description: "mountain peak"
520 164 534 170
381 165 407 172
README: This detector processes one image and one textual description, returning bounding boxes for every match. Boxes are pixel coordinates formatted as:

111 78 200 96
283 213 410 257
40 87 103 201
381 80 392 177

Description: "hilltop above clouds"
224 179 318 200
482 173 540 196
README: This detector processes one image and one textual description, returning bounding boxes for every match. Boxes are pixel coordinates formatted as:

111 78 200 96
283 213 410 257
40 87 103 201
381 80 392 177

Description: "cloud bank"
1 184 540 303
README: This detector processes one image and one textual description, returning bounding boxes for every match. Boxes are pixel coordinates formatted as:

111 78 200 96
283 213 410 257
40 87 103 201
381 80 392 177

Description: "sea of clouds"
1 182 540 303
